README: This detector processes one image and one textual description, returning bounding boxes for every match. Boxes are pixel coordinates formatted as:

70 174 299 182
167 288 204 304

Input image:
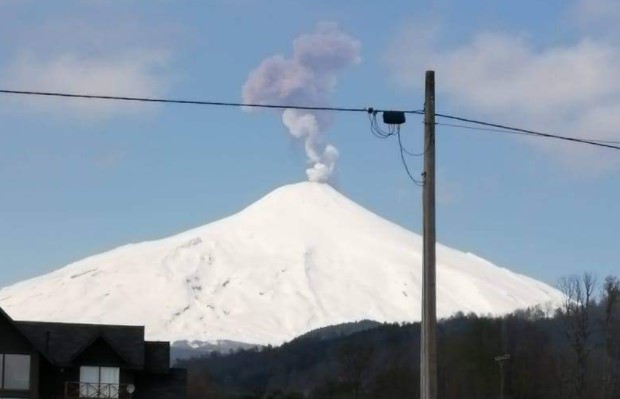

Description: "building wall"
77 338 127 367
56 367 136 384
134 369 187 399
0 313 41 399
0 313 33 352
38 359 61 399
0 313 186 399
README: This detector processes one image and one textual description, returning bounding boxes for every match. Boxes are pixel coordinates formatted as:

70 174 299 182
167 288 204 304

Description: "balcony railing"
64 382 133 399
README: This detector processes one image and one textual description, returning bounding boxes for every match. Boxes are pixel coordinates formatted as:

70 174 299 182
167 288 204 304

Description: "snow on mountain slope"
0 182 563 345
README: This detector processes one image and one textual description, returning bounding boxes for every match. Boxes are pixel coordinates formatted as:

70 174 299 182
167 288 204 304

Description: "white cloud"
0 50 171 118
570 0 620 31
0 4 177 120
388 25 620 173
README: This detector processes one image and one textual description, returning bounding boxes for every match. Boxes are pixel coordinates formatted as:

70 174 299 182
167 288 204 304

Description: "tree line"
178 273 620 399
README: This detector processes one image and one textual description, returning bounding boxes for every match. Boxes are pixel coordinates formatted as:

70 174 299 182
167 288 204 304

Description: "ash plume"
242 22 361 183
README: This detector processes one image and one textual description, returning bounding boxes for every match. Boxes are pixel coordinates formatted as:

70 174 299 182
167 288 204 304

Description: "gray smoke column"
242 22 361 182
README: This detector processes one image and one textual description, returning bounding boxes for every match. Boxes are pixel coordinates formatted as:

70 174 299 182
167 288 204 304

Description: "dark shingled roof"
15 320 145 368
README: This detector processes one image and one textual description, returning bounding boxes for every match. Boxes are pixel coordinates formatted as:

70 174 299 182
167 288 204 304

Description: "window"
0 354 31 391
79 367 120 398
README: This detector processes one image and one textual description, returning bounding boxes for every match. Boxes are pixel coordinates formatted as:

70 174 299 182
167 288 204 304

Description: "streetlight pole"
494 354 511 399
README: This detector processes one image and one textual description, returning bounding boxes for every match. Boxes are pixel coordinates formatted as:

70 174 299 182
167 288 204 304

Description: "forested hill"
178 275 620 399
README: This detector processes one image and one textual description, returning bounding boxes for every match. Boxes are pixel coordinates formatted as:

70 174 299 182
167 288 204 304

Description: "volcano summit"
0 182 562 345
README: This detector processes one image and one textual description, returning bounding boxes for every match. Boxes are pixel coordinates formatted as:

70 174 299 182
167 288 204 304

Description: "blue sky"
0 0 618 287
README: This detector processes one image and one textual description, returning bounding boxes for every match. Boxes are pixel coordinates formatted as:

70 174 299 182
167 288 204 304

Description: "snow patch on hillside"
0 182 563 345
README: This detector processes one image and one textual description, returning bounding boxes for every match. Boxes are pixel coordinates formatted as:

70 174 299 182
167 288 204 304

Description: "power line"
3 88 616 149
368 111 425 186
435 113 620 151
0 87 428 186
396 126 425 186
0 89 424 115
2 87 617 152
437 121 620 146
437 122 533 135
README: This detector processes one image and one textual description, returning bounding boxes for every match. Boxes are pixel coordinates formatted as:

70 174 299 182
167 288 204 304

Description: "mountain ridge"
0 182 563 345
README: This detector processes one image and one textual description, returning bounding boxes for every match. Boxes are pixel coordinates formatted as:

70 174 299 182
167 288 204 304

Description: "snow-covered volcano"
0 182 562 345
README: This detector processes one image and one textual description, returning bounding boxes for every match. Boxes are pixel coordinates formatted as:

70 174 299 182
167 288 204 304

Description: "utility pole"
494 354 511 399
421 70 437 399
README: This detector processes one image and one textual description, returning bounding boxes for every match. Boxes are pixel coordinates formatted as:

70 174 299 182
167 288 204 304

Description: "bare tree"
558 273 597 399
601 276 620 399
337 342 374 399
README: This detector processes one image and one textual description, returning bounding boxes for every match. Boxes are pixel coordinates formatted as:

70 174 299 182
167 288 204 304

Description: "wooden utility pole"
421 70 437 399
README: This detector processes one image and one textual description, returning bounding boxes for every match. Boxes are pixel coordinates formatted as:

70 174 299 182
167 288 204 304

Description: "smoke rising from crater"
242 22 361 182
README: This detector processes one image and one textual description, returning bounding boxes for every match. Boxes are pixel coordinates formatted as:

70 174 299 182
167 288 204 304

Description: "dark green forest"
178 274 620 399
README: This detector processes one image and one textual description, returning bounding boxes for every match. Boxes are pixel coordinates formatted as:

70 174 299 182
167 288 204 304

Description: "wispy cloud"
0 5 176 120
570 0 620 32
0 51 171 118
387 23 620 174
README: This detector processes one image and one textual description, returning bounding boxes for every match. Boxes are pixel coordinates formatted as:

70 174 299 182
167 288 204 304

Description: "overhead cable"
435 114 620 151
0 89 423 115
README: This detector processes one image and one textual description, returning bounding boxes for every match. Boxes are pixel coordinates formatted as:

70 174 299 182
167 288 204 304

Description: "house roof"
15 320 146 368
0 307 56 364
1 307 173 371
